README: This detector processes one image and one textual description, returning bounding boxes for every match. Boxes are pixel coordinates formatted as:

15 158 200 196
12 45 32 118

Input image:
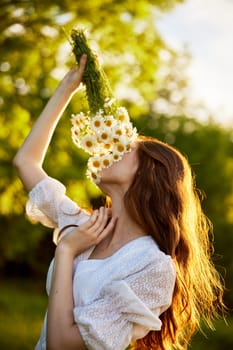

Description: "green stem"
70 28 117 115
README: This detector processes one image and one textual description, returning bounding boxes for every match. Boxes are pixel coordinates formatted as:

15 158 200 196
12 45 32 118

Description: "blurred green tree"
0 0 185 271
1 0 233 303
0 0 232 348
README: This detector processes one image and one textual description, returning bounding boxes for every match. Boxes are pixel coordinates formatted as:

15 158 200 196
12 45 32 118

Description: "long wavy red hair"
123 136 225 350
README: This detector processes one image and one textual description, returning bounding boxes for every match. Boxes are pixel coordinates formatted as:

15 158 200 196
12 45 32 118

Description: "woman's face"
99 143 139 188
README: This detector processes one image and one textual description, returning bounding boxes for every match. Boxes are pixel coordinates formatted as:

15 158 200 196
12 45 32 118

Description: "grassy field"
0 278 232 350
0 278 47 350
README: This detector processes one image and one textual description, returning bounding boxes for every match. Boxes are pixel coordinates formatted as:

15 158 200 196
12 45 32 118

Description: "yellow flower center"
101 132 108 140
93 161 101 168
94 120 101 127
86 141 93 148
103 159 110 167
105 120 112 127
116 129 122 136
117 144 124 152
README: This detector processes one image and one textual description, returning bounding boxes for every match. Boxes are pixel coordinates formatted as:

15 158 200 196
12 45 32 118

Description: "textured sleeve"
26 177 89 242
73 257 176 350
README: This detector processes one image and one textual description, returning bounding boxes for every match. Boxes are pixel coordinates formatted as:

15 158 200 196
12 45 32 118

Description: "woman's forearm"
14 83 75 167
47 246 87 350
13 56 87 191
12 83 77 191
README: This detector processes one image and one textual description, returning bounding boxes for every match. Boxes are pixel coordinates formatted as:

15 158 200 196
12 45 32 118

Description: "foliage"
0 0 232 348
0 278 47 350
0 0 185 268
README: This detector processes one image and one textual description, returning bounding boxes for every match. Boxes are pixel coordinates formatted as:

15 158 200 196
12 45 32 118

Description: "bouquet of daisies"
70 29 138 184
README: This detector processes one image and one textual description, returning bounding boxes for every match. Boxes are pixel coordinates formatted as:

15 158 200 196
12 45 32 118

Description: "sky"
157 0 233 126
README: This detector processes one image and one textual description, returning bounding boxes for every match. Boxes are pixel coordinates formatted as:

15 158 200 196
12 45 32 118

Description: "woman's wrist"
55 242 77 261
56 81 76 100
58 69 84 96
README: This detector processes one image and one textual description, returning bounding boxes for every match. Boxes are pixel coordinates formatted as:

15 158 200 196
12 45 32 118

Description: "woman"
13 55 224 350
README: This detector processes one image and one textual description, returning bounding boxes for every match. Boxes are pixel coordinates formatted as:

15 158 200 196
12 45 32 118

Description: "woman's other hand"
57 207 117 258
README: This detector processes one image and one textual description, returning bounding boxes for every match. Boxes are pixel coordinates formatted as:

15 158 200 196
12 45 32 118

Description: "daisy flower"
71 112 89 129
125 125 138 141
71 126 82 147
111 150 123 162
86 169 101 184
116 107 130 123
113 138 128 154
71 125 81 138
90 113 104 131
80 135 97 154
87 155 103 171
103 142 113 152
104 115 116 128
100 154 113 169
115 134 134 153
112 124 125 138
98 127 112 144
125 142 132 153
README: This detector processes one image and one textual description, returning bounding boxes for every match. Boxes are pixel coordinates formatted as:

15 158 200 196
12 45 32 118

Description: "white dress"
26 177 176 350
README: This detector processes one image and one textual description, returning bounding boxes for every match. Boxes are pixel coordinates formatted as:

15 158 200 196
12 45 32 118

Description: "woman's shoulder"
114 236 176 297
96 236 176 310
105 235 175 281
119 235 172 264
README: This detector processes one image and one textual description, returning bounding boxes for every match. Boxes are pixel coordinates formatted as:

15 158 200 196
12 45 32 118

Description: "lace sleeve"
26 177 89 242
73 257 176 350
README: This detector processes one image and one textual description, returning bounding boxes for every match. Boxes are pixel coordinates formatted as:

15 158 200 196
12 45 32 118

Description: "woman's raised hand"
60 54 87 94
57 207 117 258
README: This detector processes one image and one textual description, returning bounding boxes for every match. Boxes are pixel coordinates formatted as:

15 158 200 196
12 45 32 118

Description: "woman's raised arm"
13 55 87 192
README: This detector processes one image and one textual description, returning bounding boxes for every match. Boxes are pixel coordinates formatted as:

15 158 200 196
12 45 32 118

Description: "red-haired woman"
13 55 224 350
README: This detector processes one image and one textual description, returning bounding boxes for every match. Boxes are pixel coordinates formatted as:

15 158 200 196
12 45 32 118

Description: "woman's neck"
97 183 147 246
106 194 147 247
89 191 147 259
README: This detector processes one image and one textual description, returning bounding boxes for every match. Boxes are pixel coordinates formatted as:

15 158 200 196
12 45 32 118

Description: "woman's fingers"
58 213 117 257
79 54 87 73
82 210 99 229
61 54 87 92
80 207 112 239
90 207 110 234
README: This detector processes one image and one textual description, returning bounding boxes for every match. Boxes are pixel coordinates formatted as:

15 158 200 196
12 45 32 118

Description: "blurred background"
0 0 232 349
